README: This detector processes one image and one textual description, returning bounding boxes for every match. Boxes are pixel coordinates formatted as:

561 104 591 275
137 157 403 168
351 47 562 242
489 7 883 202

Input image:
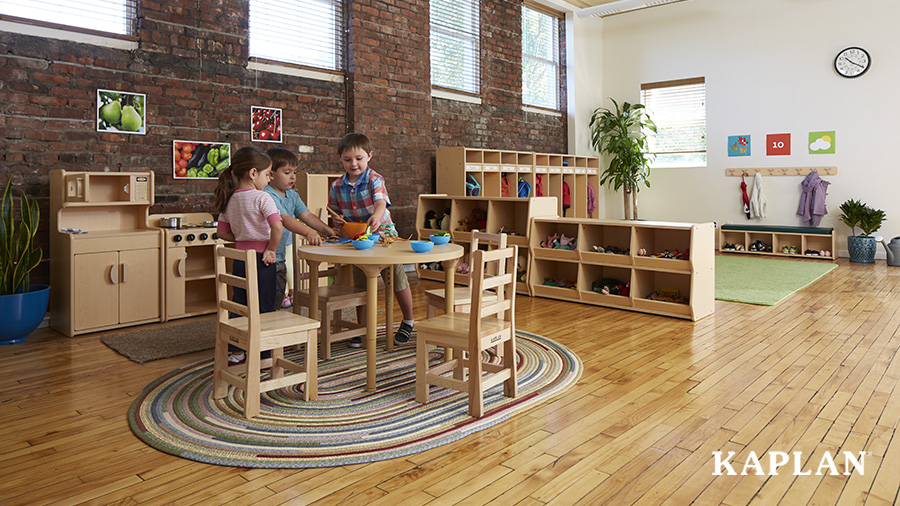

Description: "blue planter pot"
0 285 50 345
848 235 877 264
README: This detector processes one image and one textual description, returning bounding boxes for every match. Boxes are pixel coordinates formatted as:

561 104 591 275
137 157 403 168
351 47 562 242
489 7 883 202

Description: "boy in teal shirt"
265 147 336 307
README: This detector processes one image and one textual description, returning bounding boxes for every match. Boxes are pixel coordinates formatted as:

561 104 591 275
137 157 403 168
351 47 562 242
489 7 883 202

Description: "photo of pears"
97 89 146 135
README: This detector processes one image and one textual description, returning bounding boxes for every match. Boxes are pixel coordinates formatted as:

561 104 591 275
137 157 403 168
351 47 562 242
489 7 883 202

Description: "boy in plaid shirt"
327 133 413 347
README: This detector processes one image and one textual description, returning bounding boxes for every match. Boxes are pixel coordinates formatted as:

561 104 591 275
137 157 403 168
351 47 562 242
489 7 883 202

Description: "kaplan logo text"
712 451 865 476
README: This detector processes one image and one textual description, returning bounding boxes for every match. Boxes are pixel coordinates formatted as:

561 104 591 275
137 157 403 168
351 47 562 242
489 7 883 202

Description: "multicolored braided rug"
129 329 581 468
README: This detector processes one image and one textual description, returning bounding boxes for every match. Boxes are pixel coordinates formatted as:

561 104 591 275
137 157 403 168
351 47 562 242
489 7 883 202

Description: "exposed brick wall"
1 0 567 286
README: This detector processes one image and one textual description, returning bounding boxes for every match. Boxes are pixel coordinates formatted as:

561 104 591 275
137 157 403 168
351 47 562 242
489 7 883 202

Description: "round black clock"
834 47 870 78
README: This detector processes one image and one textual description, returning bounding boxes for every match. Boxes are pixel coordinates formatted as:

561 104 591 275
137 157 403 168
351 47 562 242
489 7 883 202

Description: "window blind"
0 0 137 37
249 0 344 72
522 5 560 110
641 77 706 167
431 0 480 95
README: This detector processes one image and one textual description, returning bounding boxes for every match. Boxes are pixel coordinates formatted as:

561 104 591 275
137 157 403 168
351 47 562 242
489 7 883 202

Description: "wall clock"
834 47 871 78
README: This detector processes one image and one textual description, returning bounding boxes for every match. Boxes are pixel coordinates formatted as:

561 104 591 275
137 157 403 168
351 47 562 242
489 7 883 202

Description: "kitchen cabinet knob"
176 258 185 277
109 265 118 284
121 263 129 283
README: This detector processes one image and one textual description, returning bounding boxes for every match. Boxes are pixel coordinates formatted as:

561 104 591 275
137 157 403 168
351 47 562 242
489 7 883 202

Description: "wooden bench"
719 224 836 261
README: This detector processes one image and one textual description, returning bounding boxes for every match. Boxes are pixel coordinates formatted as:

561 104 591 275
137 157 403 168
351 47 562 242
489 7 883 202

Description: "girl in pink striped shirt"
214 146 284 363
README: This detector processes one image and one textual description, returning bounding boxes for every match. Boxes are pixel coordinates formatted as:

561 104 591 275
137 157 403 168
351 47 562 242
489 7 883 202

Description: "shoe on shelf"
348 336 362 348
789 246 798 254
782 245 790 254
394 322 413 345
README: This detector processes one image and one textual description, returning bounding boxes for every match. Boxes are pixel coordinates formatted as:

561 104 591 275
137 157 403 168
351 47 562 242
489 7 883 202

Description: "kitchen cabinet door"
119 248 160 324
73 251 119 331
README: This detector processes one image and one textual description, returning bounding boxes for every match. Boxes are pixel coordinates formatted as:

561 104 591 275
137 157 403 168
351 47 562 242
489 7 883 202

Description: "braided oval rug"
129 329 581 468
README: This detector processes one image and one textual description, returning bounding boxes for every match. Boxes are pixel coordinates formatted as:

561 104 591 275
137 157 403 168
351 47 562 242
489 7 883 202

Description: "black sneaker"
394 322 413 345
348 336 362 348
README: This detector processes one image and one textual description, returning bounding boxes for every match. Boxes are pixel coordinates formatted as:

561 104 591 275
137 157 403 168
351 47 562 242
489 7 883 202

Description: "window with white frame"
641 77 706 167
431 0 480 95
522 3 561 111
0 0 137 37
249 0 344 72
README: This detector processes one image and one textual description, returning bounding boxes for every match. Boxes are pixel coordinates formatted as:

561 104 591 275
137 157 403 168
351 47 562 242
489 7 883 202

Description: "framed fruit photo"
173 141 230 179
97 89 146 135
250 106 282 143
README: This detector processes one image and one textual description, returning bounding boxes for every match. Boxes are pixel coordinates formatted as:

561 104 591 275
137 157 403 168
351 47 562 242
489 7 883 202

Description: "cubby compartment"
487 200 530 246
773 233 802 256
719 230 747 252
416 195 453 236
632 270 693 318
633 225 693 271
580 223 633 265
579 264 633 307
531 219 580 260
531 258 580 300
451 199 488 242
482 171 501 197
747 232 775 253
803 235 834 257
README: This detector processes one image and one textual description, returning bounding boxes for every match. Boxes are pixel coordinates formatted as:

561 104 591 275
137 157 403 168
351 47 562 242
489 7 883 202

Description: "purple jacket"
797 172 830 226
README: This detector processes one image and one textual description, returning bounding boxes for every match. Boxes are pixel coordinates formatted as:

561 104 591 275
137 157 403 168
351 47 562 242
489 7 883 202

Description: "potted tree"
0 180 49 344
840 199 886 263
589 98 657 220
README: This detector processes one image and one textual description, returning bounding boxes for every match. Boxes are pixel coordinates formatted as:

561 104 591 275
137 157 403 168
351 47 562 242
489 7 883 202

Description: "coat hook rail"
725 167 838 177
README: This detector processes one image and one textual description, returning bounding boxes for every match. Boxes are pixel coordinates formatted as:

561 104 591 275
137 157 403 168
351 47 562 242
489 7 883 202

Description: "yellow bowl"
342 222 368 239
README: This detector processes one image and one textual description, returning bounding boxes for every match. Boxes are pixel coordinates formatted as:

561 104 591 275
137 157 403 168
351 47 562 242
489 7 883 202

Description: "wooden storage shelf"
437 146 600 218
528 218 715 321
415 194 558 295
718 224 836 261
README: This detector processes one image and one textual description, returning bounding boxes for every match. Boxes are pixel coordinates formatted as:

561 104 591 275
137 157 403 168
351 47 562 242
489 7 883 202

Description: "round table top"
298 241 464 265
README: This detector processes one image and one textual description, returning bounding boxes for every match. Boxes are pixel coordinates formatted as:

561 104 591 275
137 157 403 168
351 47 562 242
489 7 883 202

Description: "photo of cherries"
251 106 282 143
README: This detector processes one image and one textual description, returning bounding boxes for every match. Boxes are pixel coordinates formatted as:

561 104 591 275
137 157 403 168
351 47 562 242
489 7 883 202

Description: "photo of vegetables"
250 106 282 143
173 141 231 179
97 89 146 135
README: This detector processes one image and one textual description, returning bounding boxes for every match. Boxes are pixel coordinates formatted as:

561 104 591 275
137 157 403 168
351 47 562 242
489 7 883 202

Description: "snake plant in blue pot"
0 180 49 344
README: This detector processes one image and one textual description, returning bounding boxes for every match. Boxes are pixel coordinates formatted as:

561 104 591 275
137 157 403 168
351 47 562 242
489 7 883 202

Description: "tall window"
641 77 706 167
431 0 480 95
249 0 344 72
522 3 561 110
0 0 137 37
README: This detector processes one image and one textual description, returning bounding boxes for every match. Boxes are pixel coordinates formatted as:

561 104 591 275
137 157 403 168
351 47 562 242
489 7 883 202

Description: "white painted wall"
571 0 900 255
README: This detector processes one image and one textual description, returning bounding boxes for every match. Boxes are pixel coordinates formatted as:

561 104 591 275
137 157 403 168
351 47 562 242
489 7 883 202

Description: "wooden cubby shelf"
528 218 715 321
415 194 558 295
718 224 836 261
437 146 601 219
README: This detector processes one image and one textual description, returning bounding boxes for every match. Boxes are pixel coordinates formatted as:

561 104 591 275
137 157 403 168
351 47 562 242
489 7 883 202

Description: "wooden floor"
2 258 899 505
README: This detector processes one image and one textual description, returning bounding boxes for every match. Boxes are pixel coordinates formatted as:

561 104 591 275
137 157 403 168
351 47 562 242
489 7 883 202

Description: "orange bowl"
342 221 368 239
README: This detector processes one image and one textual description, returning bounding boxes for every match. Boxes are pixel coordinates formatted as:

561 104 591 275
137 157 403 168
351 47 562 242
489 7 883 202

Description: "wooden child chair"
213 245 320 419
415 245 518 418
424 230 508 318
292 233 368 359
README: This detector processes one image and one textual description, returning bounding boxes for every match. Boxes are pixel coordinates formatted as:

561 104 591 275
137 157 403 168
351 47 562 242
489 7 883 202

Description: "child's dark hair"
337 133 372 155
266 147 299 172
213 146 271 213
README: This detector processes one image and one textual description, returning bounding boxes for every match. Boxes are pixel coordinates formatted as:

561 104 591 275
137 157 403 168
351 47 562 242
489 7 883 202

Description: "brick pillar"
346 0 432 236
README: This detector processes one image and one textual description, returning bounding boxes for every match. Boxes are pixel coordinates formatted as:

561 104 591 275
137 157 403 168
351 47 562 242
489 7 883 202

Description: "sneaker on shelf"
348 336 362 348
228 352 246 365
394 322 414 345
782 245 790 254
789 246 798 254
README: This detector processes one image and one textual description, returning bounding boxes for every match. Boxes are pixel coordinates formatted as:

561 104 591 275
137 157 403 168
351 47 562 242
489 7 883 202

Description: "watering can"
878 236 900 266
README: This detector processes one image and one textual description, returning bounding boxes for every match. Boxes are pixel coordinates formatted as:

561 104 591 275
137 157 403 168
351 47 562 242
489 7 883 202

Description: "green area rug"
129 328 581 468
715 255 837 306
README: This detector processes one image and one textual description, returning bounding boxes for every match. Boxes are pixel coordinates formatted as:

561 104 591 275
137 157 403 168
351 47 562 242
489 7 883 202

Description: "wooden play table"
297 241 464 391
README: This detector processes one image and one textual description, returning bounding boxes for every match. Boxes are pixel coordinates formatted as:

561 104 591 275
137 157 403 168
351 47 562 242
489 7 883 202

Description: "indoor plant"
840 198 886 263
589 98 657 220
0 180 49 344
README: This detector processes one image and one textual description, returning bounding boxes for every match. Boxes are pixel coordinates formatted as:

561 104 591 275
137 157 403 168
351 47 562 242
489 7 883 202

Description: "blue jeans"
229 252 277 353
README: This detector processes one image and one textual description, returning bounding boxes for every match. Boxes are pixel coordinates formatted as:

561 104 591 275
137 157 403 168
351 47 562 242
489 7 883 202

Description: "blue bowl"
368 233 380 242
430 234 451 245
411 240 434 253
352 239 374 250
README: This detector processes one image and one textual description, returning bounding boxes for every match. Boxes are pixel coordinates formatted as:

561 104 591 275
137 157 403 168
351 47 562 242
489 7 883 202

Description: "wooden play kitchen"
49 170 230 337
50 170 162 336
